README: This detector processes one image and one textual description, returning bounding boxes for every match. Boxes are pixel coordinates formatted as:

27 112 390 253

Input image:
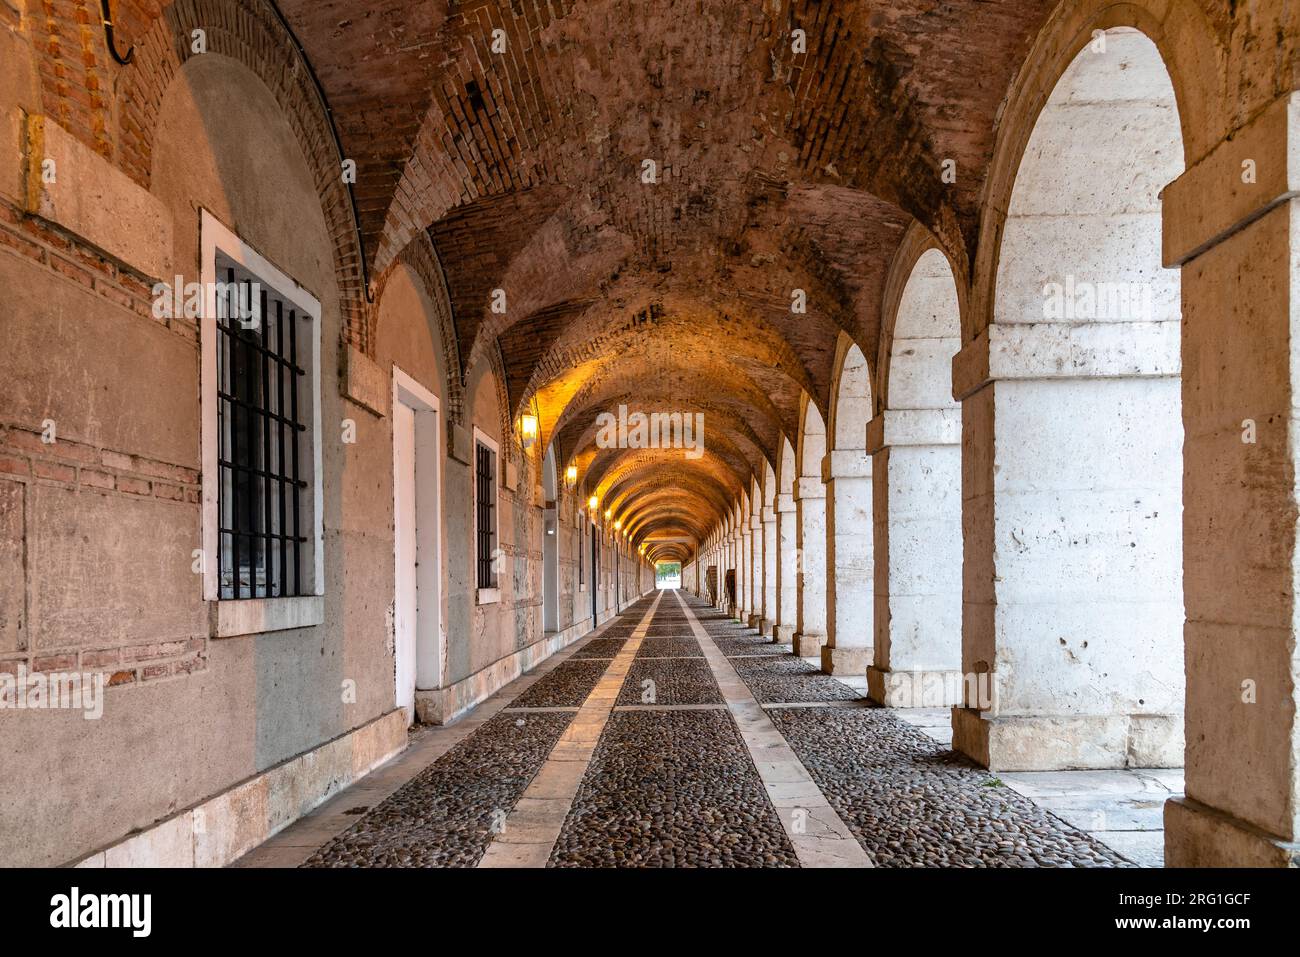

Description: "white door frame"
392 366 443 722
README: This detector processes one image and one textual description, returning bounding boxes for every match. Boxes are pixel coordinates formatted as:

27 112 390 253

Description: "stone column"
794 476 828 657
1161 93 1300 866
775 492 798 643
747 513 762 630
760 505 777 636
866 408 963 707
951 322 1182 771
743 527 754 624
822 449 874 675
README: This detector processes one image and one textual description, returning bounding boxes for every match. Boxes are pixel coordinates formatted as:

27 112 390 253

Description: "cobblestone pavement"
616 657 723 705
732 654 863 703
284 593 1132 868
509 659 610 707
549 710 799 867
301 712 572 868
636 635 704 658
767 707 1132 867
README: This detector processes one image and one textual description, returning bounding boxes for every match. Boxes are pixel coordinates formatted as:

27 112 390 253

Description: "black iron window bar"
475 441 496 590
216 265 309 600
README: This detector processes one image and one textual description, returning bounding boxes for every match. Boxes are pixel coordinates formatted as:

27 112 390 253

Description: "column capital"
775 493 796 513
867 408 959 452
1164 91 1300 267
761 506 777 523
951 320 1180 400
822 449 872 481
793 477 825 501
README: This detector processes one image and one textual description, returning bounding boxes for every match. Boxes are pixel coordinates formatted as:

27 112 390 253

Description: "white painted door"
393 400 418 723
392 368 443 726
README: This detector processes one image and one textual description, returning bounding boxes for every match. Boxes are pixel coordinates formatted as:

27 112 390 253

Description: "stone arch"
967 0 1226 342
121 0 368 350
867 233 964 708
953 26 1186 773
372 235 466 427
822 332 875 675
828 333 872 453
792 395 829 656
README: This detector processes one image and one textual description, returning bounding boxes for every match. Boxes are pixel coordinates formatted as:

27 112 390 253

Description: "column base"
951 708 1184 771
866 667 963 708
747 613 762 630
820 646 871 676
758 618 773 637
1164 797 1300 867
792 632 826 657
772 624 795 643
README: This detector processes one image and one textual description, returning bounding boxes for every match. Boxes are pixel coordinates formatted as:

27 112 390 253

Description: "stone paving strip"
477 592 664 867
675 592 874 867
767 707 1133 868
549 710 801 867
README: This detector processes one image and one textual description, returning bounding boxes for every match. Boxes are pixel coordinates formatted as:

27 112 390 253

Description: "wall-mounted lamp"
519 413 539 450
604 508 612 521
588 494 599 513
565 464 578 488
613 520 622 531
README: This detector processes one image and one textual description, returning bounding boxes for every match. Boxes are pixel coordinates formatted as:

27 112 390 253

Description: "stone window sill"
210 596 324 639
477 588 501 606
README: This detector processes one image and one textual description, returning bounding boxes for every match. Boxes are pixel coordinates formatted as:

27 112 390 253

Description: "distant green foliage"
655 561 682 582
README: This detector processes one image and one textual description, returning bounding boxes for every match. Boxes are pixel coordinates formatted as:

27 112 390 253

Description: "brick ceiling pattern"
108 0 1058 558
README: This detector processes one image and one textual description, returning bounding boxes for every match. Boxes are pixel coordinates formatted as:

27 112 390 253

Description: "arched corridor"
2 0 1299 887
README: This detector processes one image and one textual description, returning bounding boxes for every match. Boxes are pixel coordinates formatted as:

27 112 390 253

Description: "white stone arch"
953 27 1185 775
867 238 965 708
828 333 873 453
772 437 799 642
821 333 876 674
793 396 829 656
798 395 827 479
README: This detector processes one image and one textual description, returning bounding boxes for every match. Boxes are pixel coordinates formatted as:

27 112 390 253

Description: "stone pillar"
775 492 798 643
1161 93 1300 866
951 321 1183 772
822 449 874 675
794 477 828 657
866 409 963 707
747 514 762 630
743 527 754 624
760 505 777 635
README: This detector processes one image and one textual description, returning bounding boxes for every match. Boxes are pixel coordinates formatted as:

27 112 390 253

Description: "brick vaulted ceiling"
270 0 1054 558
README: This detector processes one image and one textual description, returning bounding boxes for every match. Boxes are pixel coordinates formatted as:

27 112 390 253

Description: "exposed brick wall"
0 421 207 686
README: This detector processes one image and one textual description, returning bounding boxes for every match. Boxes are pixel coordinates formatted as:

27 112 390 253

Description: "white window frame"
473 425 501 605
199 209 324 637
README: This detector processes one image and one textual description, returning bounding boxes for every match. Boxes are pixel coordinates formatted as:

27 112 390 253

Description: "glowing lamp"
565 465 578 487
519 413 539 449
588 495 599 512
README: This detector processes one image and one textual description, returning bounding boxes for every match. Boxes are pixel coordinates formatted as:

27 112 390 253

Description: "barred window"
215 262 309 599
474 429 499 595
200 210 322 621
